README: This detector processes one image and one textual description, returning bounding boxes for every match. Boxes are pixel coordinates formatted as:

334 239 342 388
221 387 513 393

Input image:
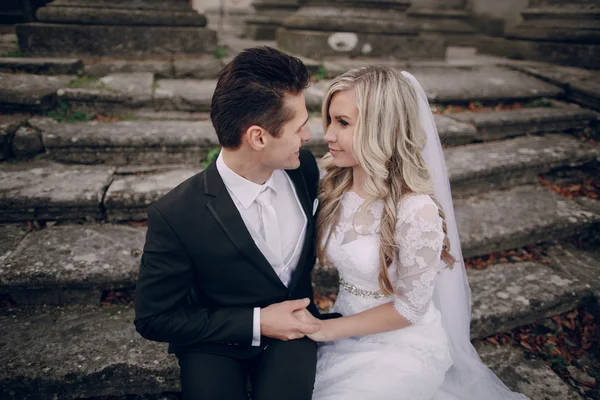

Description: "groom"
134 47 327 400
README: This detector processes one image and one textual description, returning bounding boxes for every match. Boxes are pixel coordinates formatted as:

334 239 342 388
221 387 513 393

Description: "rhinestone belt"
339 278 387 299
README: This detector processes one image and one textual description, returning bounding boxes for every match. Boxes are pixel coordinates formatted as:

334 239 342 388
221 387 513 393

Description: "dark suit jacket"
134 150 324 359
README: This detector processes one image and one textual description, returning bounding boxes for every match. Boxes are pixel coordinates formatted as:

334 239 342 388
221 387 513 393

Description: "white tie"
255 188 282 260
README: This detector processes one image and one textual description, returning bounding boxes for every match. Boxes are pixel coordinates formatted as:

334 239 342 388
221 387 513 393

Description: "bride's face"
324 90 359 168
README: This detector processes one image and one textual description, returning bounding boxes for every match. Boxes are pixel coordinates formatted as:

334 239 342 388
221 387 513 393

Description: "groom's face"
262 92 311 170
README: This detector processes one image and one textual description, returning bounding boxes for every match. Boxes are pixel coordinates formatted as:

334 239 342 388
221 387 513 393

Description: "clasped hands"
260 298 329 342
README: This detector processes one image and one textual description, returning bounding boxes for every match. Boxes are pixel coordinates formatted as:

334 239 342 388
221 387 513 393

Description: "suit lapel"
285 167 313 228
204 162 286 290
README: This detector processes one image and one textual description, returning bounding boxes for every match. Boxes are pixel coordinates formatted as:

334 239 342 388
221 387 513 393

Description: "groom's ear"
245 125 268 151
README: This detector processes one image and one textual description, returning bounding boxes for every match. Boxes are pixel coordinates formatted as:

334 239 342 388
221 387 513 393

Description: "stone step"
456 185 599 259
2 187 599 306
0 57 84 75
0 65 564 116
474 342 583 400
0 73 74 111
25 105 596 165
0 305 179 400
1 134 597 223
0 267 588 399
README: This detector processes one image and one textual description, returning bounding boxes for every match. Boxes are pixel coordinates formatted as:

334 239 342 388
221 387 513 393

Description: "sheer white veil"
401 71 529 400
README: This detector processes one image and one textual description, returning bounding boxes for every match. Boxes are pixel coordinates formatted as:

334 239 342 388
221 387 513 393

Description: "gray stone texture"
455 185 600 258
245 0 300 40
0 73 73 111
84 60 173 79
154 79 216 111
445 134 600 196
409 66 563 104
475 342 584 400
0 58 84 75
546 242 600 299
11 126 45 158
0 306 179 400
0 224 29 267
16 23 218 57
0 225 145 305
277 0 448 59
173 58 223 80
469 262 593 339
482 0 600 69
0 162 114 222
408 0 477 46
40 120 218 165
105 169 201 221
100 72 154 103
448 106 598 141
506 63 600 111
0 114 28 161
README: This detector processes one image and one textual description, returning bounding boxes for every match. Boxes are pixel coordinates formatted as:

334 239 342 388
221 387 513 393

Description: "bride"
295 66 529 399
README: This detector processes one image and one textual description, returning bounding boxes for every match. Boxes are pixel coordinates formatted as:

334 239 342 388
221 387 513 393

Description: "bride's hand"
293 309 330 342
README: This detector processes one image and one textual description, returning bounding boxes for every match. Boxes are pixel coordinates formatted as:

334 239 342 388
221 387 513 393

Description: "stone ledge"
446 134 600 197
0 305 179 400
475 342 583 400
0 73 73 111
0 57 84 75
0 225 145 305
455 185 600 258
469 262 593 339
448 107 597 141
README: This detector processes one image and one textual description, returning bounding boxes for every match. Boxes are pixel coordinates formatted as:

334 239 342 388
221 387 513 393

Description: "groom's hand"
260 298 320 341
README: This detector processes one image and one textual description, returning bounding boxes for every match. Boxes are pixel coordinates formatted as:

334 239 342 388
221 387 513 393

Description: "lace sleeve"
393 199 444 325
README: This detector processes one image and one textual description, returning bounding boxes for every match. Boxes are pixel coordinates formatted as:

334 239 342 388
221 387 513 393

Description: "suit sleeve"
134 204 254 346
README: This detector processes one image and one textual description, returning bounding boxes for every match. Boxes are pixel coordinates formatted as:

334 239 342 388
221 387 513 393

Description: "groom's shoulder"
298 149 318 181
152 169 207 215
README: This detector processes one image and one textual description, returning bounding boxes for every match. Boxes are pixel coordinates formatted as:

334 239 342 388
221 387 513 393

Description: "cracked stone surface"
105 169 201 221
449 107 598 141
99 72 154 104
546 242 600 300
0 305 179 400
445 134 600 196
0 161 114 222
455 185 600 258
0 224 29 267
469 262 592 339
0 73 73 111
409 65 563 103
0 225 145 304
40 119 217 165
154 79 215 111
84 60 173 79
0 57 83 75
475 342 583 400
173 58 223 79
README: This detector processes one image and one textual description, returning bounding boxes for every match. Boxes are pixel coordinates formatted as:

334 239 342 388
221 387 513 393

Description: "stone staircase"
1 52 599 400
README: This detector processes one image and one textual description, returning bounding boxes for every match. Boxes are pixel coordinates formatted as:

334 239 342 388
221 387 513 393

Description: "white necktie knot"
255 187 274 207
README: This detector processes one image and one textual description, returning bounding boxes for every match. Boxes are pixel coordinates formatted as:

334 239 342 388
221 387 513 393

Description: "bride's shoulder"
397 194 439 219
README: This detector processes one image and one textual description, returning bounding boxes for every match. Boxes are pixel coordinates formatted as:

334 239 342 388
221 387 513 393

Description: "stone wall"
467 0 529 35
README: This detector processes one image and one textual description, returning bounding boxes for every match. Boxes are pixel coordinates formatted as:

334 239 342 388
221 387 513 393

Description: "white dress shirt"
216 152 307 346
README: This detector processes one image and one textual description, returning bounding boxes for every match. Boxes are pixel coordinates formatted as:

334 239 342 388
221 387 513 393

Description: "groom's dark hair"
210 46 310 149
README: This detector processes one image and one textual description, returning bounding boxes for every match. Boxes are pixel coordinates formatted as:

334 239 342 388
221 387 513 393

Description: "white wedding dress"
313 191 453 400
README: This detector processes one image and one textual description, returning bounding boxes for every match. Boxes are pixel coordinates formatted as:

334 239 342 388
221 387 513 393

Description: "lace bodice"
324 192 445 325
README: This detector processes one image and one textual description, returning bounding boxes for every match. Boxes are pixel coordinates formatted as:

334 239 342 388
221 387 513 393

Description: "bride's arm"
299 201 445 341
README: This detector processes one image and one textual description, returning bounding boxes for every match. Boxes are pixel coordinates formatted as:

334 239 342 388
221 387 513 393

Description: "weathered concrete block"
17 23 218 57
0 306 179 400
84 60 173 79
0 73 73 111
12 126 44 158
0 225 145 305
475 342 583 400
153 79 216 112
455 185 600 258
0 57 84 75
0 114 28 161
446 134 600 196
173 58 223 79
0 162 114 222
469 262 593 339
0 224 29 267
40 120 218 165
105 169 201 221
